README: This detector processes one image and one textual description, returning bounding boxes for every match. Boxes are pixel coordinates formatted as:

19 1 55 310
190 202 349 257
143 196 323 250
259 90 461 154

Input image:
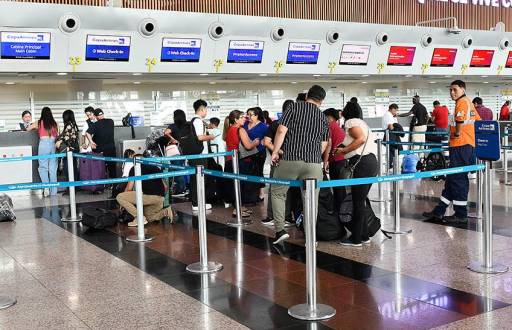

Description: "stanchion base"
288 303 336 321
226 218 252 227
126 235 155 243
381 229 412 235
467 213 482 219
467 261 509 274
0 296 17 310
186 261 223 274
61 216 82 223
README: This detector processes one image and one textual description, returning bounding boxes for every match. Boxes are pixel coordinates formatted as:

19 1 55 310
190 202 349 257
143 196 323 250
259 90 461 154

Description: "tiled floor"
1 171 512 329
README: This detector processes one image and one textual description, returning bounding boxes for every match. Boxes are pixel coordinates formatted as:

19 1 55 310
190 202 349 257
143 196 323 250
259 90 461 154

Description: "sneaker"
468 173 477 180
261 218 274 226
172 192 187 197
128 217 148 227
444 215 468 224
284 220 295 228
362 238 371 244
273 230 290 245
192 204 212 212
422 211 443 222
339 238 362 247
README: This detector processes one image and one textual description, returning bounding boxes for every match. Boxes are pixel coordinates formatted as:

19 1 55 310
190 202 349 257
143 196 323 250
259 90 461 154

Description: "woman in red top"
323 108 347 208
222 110 260 217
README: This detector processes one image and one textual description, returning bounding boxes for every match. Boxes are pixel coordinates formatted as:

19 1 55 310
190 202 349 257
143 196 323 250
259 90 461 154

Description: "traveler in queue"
19 110 35 131
222 110 259 218
499 100 510 121
116 155 172 227
423 80 480 224
86 108 117 178
431 101 449 134
472 97 493 120
335 102 378 247
55 110 80 191
167 109 187 196
398 95 429 149
35 107 59 197
208 117 225 169
381 103 399 169
349 97 364 119
271 85 329 244
81 106 96 153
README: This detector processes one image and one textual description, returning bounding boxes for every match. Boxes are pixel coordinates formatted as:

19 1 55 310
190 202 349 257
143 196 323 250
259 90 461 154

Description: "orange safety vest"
449 95 480 148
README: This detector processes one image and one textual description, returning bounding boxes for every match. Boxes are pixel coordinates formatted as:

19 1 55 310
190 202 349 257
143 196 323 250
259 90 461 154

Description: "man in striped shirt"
270 85 330 244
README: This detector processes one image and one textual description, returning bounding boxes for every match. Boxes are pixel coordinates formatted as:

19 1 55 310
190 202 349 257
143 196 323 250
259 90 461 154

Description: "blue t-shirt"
243 122 268 153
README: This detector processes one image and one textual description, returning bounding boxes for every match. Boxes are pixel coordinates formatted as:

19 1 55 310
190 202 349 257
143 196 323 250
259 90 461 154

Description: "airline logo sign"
227 40 264 63
161 38 201 62
418 0 512 8
0 32 51 59
86 35 131 62
287 42 321 64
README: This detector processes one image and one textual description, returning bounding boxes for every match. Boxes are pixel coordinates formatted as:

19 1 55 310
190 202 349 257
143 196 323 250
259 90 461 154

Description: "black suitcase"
82 208 117 229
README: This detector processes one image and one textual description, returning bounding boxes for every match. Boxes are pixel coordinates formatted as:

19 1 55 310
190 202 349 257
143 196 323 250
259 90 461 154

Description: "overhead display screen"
0 32 51 59
85 35 131 62
470 49 494 67
506 51 512 68
227 40 264 63
161 38 201 62
286 42 321 64
431 48 457 67
339 44 371 65
387 46 416 66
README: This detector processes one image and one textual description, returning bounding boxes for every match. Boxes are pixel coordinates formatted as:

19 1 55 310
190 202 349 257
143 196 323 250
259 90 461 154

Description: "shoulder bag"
339 125 370 180
238 127 259 159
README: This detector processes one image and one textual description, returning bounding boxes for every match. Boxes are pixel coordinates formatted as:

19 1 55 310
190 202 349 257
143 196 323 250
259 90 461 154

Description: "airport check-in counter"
0 126 159 183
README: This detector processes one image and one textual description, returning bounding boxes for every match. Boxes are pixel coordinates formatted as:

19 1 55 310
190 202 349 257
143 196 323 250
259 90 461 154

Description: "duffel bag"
82 208 117 229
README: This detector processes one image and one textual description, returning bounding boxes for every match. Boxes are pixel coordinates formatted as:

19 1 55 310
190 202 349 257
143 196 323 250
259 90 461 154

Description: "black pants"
97 148 117 179
329 159 347 209
349 154 378 243
189 158 208 206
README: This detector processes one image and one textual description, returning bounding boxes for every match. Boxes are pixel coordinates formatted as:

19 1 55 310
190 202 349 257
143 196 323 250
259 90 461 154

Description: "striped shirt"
280 101 329 163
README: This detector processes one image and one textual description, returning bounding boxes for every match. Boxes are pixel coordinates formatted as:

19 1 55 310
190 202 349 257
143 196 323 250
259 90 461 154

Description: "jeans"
38 138 58 196
171 160 186 193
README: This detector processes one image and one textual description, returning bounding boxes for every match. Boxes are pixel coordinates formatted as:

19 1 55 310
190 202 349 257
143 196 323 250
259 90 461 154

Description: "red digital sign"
431 48 457 67
470 49 494 67
506 51 512 68
387 46 416 66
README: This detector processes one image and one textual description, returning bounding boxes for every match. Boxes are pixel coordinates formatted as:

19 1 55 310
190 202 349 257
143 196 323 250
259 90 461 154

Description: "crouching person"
116 159 172 227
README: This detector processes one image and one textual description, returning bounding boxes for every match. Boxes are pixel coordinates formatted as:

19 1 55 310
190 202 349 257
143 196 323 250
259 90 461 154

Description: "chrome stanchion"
0 296 16 310
61 150 81 223
289 178 336 321
468 160 483 219
382 149 412 235
126 158 155 243
468 162 508 274
227 151 252 226
187 165 223 274
371 139 387 203
385 130 391 174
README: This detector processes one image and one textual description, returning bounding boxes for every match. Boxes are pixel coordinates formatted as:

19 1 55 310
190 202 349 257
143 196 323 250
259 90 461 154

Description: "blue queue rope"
317 164 485 189
400 148 447 155
73 153 132 163
382 141 447 147
203 168 303 187
388 130 449 136
137 158 189 170
147 151 235 162
0 153 66 162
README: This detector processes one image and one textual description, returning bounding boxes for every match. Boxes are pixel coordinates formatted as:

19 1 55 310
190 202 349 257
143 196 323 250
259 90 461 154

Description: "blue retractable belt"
203 168 302 187
147 151 235 162
73 153 130 163
400 148 447 155
0 153 66 162
381 141 447 146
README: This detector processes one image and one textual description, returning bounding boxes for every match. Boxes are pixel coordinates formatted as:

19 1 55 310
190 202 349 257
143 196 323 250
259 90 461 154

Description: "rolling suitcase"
79 153 106 193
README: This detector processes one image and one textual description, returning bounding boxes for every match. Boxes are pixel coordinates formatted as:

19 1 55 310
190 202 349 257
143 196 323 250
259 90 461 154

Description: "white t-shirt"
343 118 378 159
122 163 134 177
208 128 225 152
192 116 208 154
381 111 397 130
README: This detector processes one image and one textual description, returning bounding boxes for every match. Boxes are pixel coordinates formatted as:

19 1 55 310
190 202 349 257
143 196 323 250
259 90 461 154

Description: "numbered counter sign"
475 120 501 161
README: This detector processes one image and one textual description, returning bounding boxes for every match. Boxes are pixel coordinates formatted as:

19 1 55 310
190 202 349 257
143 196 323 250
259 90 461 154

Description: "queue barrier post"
382 149 412 236
61 150 81 223
289 178 336 321
186 165 223 274
126 158 155 243
468 161 508 274
227 151 252 227
468 159 483 220
0 296 16 310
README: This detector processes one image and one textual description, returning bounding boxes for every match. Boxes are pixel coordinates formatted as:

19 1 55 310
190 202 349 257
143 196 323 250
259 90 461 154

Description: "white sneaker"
468 173 477 180
192 204 212 212
127 217 148 227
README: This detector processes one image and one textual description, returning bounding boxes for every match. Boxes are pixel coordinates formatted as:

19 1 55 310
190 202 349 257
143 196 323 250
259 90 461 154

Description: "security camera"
326 30 340 44
139 18 157 37
376 32 389 46
462 35 473 48
421 34 433 48
59 13 80 33
271 26 285 42
209 22 224 40
500 37 510 50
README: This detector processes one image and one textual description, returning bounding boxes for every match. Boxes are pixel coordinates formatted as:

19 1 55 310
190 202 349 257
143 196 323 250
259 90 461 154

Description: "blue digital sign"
161 38 201 62
286 42 320 64
0 32 51 60
475 120 501 161
85 35 131 62
227 40 264 63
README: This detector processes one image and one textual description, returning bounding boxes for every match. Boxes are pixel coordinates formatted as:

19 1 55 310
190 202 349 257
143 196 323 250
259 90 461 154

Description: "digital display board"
387 46 416 66
0 32 51 59
470 49 494 67
430 48 457 67
506 51 512 68
161 38 201 62
339 44 371 65
286 42 320 64
227 40 264 63
85 35 131 62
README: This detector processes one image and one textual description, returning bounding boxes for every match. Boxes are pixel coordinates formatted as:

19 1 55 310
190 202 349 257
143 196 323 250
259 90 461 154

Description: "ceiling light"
481 75 488 78
313 74 321 77
429 81 436 84
259 73 268 77
483 81 489 84
405 74 413 78
132 73 142 76
57 72 67 76
209 82 216 85
361 81 367 84
291 81 297 84
444 75 452 78
362 74 370 77
5 82 15 85
133 81 141 84
200 73 209 76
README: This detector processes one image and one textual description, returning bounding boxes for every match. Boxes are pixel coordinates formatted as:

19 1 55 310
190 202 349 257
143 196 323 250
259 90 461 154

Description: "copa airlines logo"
418 0 512 7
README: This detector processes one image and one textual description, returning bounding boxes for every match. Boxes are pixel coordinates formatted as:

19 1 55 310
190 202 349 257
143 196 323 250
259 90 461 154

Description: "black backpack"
176 118 204 155
82 208 117 229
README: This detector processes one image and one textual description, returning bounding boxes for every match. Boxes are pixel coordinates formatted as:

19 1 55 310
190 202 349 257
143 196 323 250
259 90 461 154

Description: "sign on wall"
430 48 457 67
227 40 264 63
0 32 51 59
286 42 320 64
470 49 494 68
85 35 131 62
387 46 416 66
339 44 371 66
161 38 201 62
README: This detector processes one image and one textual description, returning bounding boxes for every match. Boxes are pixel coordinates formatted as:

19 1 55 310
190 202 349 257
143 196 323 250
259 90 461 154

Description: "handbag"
339 126 370 180
238 127 259 159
